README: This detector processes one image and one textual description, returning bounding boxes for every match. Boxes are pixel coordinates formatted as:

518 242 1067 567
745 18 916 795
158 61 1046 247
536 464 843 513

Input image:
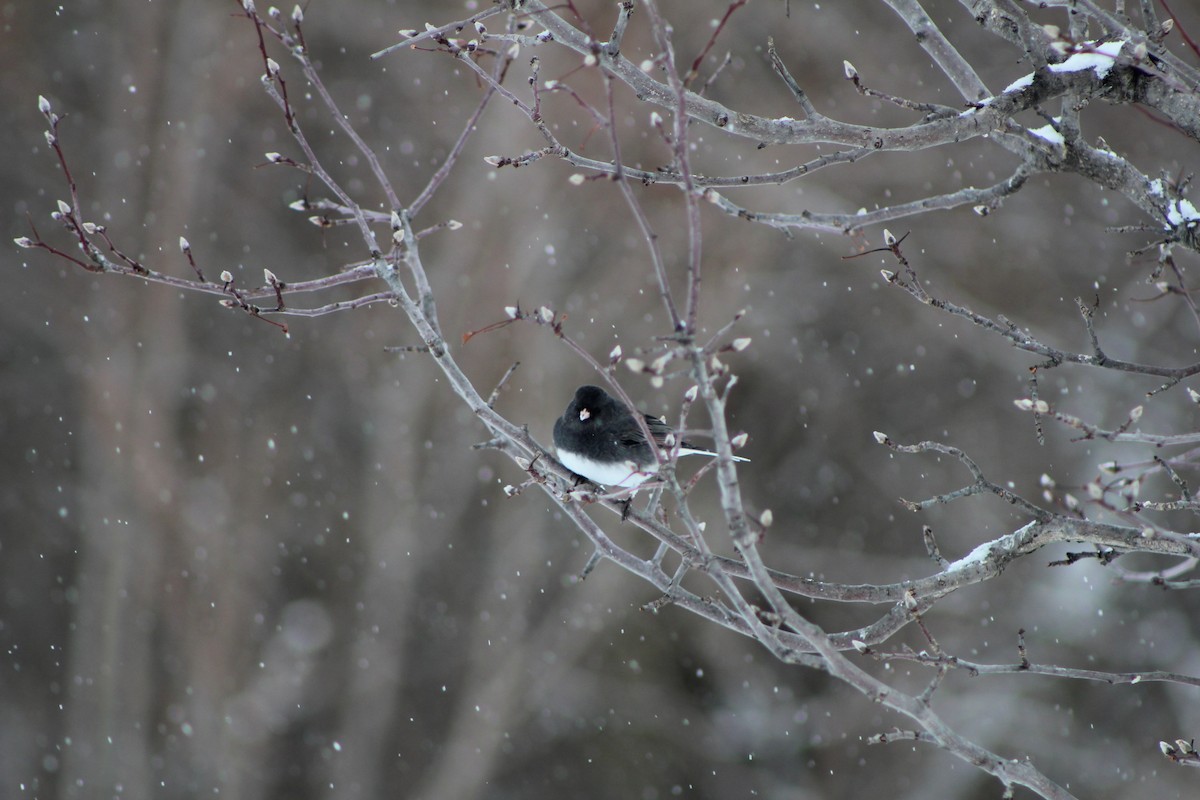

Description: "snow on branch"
395 0 1200 247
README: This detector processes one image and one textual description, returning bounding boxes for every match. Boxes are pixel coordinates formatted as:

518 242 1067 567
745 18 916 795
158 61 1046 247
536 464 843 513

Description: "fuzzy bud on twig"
731 432 748 449
684 385 698 402
38 95 52 115
13 237 33 248
883 229 897 246
179 236 190 253
842 60 857 80
220 270 234 284
291 4 303 23
56 200 72 215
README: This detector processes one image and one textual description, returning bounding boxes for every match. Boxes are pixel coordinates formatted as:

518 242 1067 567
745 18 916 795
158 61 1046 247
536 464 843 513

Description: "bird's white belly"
557 449 653 489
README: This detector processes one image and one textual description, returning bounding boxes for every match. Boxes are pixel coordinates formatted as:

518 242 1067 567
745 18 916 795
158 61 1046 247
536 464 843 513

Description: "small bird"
553 384 748 489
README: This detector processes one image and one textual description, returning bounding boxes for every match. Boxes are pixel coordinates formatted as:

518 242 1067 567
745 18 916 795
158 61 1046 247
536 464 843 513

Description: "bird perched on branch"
553 384 748 490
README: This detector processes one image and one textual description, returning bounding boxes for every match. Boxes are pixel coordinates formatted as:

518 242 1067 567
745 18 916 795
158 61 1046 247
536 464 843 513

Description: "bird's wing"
642 414 684 448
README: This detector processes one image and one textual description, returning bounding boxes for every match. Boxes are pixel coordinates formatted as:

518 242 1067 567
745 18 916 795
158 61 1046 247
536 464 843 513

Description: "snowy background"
5 0 1200 797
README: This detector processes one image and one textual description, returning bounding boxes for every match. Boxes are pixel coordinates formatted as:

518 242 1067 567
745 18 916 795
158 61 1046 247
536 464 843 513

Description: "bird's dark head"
569 384 612 425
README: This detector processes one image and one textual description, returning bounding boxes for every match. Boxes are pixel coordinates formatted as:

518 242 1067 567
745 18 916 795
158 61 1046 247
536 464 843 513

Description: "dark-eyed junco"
553 384 748 489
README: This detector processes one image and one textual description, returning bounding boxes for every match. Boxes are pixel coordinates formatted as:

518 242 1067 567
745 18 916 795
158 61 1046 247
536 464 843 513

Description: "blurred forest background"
5 0 1200 798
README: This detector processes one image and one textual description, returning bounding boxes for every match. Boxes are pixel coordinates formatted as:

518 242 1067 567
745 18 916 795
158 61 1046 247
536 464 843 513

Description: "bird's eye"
579 408 591 422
